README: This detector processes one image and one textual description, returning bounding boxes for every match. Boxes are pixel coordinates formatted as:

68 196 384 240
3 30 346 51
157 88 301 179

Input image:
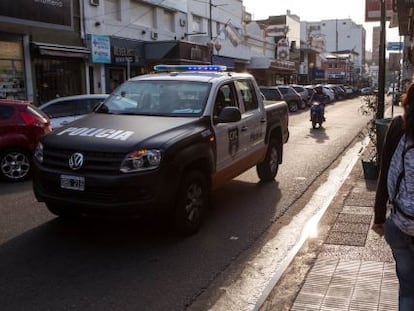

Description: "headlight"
34 142 44 163
120 149 161 173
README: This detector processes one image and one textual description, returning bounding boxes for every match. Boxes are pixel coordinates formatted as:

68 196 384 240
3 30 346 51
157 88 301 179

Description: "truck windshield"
97 80 210 116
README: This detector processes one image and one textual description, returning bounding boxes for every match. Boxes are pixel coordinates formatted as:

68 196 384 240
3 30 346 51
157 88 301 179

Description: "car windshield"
97 80 211 117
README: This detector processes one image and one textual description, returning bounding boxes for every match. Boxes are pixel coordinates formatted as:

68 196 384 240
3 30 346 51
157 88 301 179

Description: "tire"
0 149 31 182
311 113 317 129
288 101 299 112
45 201 80 219
173 170 209 236
256 139 280 181
299 99 307 110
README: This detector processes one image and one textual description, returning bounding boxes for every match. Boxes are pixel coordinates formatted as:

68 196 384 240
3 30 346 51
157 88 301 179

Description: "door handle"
241 126 248 132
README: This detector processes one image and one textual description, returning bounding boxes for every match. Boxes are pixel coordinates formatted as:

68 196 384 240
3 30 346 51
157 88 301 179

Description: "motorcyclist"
309 85 326 121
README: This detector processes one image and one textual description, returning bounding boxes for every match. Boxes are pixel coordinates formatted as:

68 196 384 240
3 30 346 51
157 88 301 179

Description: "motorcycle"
310 101 324 129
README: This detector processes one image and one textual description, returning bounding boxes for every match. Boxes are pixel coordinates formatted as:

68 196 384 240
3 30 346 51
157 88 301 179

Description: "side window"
0 105 14 120
77 99 103 115
236 80 259 112
42 100 77 118
213 83 237 117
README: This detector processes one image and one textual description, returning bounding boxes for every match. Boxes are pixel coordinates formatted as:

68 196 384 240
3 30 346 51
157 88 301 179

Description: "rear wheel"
256 139 280 181
288 101 299 112
299 99 307 109
173 170 208 236
0 149 31 182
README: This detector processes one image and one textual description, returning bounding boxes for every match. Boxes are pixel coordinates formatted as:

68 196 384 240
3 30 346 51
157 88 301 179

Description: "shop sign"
313 69 325 79
110 38 143 64
0 0 72 30
91 35 111 64
399 0 414 9
365 0 393 22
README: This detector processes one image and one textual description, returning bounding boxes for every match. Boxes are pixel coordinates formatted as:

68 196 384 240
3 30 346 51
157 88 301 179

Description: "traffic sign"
387 42 404 51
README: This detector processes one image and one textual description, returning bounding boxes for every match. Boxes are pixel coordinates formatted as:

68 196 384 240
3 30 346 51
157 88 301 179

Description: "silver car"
39 94 109 129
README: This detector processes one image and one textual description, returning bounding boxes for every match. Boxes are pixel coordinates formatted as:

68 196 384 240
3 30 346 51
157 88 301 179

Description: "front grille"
43 147 125 174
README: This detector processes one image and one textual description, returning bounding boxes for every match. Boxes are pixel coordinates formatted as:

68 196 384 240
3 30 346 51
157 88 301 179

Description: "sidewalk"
261 107 402 311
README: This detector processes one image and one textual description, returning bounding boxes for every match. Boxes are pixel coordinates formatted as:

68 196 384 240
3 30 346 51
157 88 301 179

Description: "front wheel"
0 149 31 182
173 170 209 236
256 139 280 181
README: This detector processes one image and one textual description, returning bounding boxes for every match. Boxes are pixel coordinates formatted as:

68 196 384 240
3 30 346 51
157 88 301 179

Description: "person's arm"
373 116 403 226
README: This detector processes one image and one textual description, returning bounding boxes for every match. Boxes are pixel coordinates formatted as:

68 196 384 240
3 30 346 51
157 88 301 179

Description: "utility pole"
377 0 386 119
209 0 213 64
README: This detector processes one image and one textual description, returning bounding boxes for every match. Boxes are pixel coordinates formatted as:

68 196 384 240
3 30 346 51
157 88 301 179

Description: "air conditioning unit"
90 0 99 6
151 31 158 40
179 18 186 27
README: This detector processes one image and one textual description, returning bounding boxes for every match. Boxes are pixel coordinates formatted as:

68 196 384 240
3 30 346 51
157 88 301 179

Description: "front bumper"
32 162 178 215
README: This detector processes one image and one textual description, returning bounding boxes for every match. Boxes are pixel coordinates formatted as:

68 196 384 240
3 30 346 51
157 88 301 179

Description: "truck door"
234 79 266 159
212 83 244 172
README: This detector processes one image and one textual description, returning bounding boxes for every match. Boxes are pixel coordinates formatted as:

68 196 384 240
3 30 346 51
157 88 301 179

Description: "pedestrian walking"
373 82 414 311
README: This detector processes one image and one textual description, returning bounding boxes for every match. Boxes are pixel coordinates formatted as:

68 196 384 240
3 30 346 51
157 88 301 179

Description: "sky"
242 0 401 52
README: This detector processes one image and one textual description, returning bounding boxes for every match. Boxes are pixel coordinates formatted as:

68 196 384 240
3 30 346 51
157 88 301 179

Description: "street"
0 97 371 311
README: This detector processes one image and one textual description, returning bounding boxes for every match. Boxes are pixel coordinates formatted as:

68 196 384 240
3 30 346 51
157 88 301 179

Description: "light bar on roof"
154 65 227 72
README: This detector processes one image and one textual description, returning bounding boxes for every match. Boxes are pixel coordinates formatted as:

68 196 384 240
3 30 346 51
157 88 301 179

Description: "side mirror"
214 106 241 124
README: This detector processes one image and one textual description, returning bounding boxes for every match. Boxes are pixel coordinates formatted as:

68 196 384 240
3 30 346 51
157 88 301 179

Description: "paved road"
0 97 370 311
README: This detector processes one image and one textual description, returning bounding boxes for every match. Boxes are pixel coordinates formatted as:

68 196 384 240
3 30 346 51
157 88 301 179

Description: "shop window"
34 58 83 104
0 41 26 100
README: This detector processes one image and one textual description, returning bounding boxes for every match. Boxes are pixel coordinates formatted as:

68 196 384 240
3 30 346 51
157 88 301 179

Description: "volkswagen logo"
68 152 84 170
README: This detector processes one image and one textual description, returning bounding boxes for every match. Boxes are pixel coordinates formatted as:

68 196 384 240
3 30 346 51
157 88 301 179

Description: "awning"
31 42 90 58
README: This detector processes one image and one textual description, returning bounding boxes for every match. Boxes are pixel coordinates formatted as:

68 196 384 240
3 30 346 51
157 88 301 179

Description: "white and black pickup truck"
32 65 289 235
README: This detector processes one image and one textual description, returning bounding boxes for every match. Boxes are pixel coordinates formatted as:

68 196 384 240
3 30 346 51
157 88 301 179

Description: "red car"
0 99 51 181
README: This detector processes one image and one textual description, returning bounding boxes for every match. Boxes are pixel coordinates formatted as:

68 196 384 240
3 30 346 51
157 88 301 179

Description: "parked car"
259 86 284 101
327 84 346 101
321 86 335 103
0 99 51 181
275 85 304 112
39 94 109 129
360 87 374 95
290 85 309 107
304 85 316 100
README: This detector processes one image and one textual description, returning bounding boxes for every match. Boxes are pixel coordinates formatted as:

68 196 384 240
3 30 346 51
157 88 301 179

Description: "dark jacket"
374 116 404 224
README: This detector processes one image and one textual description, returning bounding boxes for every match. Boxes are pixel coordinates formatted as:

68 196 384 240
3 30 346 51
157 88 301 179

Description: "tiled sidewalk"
290 158 399 311
291 259 398 310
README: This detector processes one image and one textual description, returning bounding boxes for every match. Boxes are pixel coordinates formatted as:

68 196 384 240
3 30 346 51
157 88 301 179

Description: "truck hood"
42 113 202 152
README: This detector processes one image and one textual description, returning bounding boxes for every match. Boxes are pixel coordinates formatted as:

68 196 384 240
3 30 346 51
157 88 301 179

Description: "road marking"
209 138 369 311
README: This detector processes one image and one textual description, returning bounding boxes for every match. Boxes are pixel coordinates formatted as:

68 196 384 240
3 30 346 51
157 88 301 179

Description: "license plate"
60 175 85 191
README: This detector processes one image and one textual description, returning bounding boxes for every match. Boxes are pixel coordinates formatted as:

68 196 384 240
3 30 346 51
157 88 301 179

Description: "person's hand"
371 223 385 236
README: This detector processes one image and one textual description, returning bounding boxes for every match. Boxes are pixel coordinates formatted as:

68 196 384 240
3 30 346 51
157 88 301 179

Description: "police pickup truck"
33 65 289 235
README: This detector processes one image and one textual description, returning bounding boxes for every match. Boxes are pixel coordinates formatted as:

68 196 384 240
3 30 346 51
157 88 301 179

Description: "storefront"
144 41 210 70
248 57 297 86
31 42 90 104
0 0 88 105
0 33 26 100
106 37 145 93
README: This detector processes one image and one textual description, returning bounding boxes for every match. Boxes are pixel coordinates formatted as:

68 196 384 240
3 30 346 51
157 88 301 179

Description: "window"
214 84 237 116
42 100 78 118
0 41 26 100
260 88 282 101
0 105 14 120
236 80 258 112
163 9 174 32
192 15 202 33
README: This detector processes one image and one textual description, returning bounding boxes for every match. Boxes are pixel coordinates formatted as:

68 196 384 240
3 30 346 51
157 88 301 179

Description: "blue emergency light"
154 65 227 72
